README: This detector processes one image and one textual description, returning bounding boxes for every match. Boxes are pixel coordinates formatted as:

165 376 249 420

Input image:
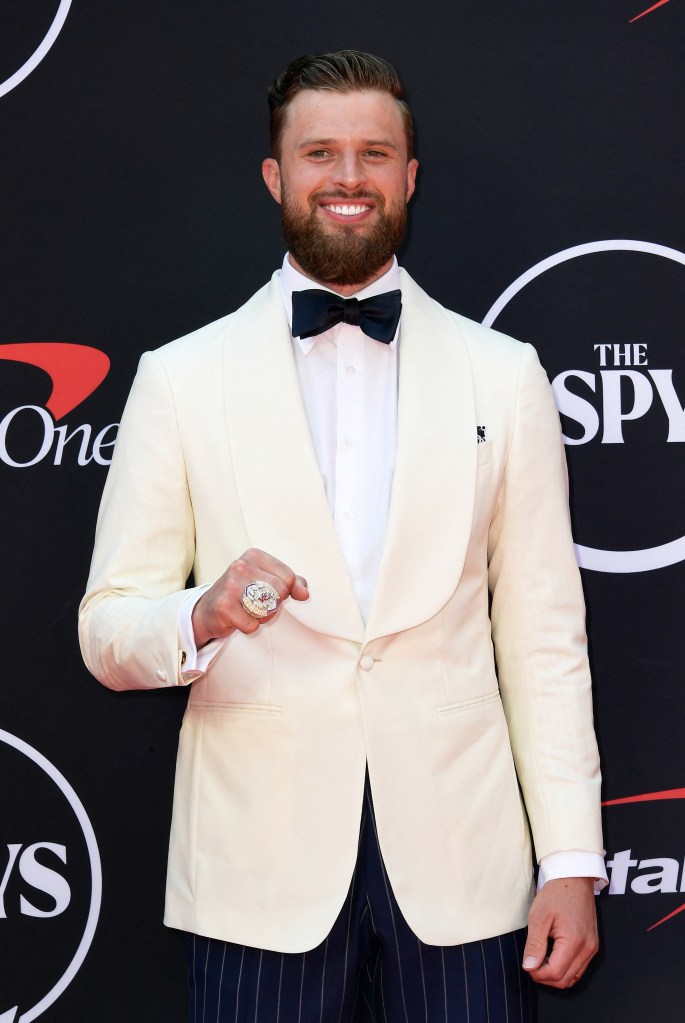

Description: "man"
80 50 606 1021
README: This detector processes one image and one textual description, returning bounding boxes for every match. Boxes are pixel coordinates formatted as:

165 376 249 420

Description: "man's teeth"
324 204 369 216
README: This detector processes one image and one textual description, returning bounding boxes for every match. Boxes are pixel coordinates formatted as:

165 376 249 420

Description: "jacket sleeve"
78 350 204 690
487 342 604 861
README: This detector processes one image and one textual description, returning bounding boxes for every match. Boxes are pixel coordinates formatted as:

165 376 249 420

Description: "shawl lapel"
221 270 477 646
222 274 364 642
365 271 477 643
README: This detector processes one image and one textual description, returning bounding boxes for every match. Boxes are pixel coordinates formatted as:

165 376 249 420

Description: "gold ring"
241 580 280 619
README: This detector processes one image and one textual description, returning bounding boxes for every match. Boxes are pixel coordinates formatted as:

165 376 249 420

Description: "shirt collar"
279 253 401 353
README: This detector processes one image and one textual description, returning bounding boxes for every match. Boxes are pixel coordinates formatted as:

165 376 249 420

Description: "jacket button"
155 669 167 682
359 654 374 671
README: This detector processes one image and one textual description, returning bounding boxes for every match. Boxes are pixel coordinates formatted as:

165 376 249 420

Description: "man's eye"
365 150 386 158
308 150 330 158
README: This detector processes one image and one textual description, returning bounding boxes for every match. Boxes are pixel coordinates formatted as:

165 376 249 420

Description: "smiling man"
262 86 417 291
80 51 606 1021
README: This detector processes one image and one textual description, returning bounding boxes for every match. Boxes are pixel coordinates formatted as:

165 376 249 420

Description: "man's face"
262 89 418 292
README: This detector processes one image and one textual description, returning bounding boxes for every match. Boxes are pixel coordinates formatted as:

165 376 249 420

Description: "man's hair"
268 50 414 161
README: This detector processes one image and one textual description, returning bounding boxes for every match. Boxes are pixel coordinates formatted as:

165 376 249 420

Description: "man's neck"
286 253 395 297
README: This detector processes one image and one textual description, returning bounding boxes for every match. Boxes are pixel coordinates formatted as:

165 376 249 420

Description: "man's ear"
262 158 282 205
406 158 419 203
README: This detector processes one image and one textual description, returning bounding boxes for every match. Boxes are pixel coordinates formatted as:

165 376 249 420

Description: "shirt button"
344 436 354 447
344 511 353 521
155 669 168 682
346 364 357 376
359 654 374 671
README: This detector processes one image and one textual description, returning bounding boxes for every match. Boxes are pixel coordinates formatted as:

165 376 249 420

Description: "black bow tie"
291 288 402 345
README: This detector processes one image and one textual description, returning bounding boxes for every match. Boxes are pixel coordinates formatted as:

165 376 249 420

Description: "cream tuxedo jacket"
79 269 603 952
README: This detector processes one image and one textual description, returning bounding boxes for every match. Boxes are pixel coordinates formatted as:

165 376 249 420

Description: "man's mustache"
310 189 383 203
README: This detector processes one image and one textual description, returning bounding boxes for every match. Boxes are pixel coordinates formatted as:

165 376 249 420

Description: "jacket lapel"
222 274 364 642
222 270 476 645
365 271 477 643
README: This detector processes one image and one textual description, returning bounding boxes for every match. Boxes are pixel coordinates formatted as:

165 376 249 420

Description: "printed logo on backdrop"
0 730 101 1022
0 343 118 468
483 241 685 574
602 788 685 932
0 2 72 99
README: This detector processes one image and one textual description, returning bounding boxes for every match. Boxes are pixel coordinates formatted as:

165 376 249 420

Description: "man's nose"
332 153 366 191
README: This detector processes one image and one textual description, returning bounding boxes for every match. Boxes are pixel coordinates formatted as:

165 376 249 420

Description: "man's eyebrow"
362 139 400 150
298 138 337 149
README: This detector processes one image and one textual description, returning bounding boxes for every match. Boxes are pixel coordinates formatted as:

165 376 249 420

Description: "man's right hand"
191 548 309 648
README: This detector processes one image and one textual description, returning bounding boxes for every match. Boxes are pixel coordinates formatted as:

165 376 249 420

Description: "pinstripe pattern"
185 777 536 1022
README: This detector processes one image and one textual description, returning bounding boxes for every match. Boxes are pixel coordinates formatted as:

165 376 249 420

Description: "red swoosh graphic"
602 787 685 929
602 787 685 806
0 343 110 420
630 0 672 22
647 903 685 931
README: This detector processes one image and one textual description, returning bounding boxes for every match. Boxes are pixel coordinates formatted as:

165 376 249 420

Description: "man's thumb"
522 934 547 971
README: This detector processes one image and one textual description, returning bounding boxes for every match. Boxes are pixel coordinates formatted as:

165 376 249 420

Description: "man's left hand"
522 877 598 988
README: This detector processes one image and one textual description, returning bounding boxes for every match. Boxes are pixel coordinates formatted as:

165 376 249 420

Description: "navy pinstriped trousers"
185 779 535 1022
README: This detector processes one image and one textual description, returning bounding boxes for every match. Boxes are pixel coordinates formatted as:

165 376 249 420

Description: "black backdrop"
2 2 684 1020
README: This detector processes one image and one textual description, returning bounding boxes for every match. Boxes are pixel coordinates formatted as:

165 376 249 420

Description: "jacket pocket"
188 700 283 718
436 690 500 715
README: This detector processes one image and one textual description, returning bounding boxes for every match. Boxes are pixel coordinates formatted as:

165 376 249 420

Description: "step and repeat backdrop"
1 2 683 1020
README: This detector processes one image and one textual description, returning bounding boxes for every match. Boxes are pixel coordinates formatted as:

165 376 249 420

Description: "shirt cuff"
538 851 608 894
178 587 224 684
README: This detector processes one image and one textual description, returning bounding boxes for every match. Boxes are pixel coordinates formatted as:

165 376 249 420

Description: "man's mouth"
321 202 372 217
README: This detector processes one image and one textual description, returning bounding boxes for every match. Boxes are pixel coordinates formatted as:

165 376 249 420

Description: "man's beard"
280 188 408 287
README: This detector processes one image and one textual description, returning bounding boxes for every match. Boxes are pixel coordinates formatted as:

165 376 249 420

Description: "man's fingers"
526 936 581 987
524 926 598 988
291 575 309 601
527 943 595 988
193 551 309 645
236 553 309 605
241 549 304 599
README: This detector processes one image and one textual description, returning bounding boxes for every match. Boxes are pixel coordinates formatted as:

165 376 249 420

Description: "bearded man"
80 50 606 1022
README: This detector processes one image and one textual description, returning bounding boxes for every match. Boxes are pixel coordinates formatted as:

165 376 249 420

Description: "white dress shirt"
177 253 606 890
280 254 399 622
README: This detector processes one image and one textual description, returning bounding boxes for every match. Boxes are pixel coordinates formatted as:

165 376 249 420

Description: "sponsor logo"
483 240 685 574
0 729 101 1022
603 788 685 931
0 342 117 468
0 2 72 99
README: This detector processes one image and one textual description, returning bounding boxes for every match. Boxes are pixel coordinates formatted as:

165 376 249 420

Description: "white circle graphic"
0 729 102 1022
482 239 685 574
0 1 72 99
